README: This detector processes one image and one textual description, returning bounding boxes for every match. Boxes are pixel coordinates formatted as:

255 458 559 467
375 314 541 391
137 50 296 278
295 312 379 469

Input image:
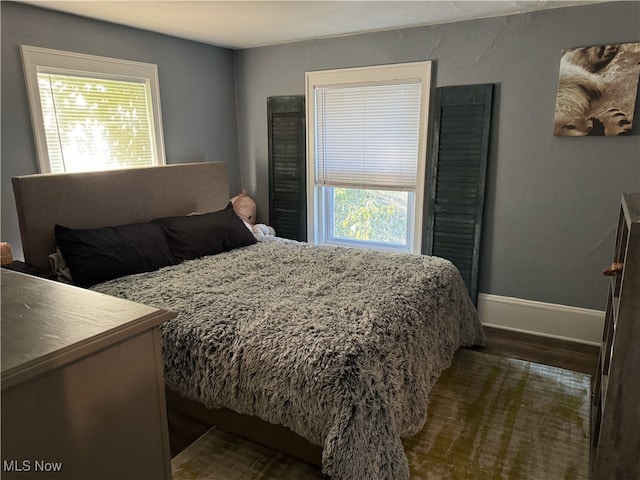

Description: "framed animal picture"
553 42 640 136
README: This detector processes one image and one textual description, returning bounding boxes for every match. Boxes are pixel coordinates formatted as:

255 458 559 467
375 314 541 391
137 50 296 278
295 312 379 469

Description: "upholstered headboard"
12 162 230 273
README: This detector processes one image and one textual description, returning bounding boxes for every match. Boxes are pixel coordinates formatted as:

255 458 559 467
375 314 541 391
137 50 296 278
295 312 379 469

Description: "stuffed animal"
252 223 276 237
230 192 276 237
230 191 256 225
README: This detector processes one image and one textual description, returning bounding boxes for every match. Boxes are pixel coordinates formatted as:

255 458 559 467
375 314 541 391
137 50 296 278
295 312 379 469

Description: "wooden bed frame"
12 162 323 466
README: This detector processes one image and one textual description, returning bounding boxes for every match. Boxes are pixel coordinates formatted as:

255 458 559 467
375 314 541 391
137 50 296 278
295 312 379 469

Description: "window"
306 62 431 253
21 45 165 173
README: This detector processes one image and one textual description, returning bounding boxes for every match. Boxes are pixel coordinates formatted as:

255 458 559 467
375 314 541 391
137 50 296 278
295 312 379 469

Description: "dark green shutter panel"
268 96 306 241
424 84 493 305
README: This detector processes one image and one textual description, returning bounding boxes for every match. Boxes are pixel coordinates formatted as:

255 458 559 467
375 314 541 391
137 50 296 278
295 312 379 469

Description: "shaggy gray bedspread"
92 237 484 479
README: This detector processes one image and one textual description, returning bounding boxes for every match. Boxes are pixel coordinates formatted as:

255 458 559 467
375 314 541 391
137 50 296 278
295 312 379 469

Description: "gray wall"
235 2 640 310
1 1 240 259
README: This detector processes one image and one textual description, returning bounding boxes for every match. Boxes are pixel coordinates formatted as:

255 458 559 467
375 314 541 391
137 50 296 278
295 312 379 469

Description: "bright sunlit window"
21 45 166 173
306 62 431 253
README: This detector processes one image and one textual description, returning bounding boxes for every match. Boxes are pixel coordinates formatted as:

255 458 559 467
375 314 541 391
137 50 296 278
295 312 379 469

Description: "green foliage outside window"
332 188 408 245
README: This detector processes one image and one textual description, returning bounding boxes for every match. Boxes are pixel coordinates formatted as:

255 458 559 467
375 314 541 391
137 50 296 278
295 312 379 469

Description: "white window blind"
315 81 421 190
37 72 155 173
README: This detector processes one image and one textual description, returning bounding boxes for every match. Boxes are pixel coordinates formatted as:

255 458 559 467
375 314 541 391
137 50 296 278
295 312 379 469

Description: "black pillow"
55 222 179 287
152 203 257 261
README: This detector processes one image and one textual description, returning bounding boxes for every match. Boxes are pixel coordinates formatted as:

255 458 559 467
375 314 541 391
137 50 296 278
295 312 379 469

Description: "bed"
12 162 484 480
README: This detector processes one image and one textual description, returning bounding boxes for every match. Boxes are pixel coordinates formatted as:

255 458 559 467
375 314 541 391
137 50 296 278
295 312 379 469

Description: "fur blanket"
92 237 484 479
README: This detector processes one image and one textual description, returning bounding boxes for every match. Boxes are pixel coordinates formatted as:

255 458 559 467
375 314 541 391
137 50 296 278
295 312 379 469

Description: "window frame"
305 61 431 254
20 45 166 173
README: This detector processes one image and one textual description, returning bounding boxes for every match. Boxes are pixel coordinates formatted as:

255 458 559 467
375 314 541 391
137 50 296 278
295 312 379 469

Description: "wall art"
553 42 640 136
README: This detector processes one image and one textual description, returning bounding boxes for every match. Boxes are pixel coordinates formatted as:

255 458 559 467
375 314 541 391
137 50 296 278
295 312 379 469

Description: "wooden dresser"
590 192 640 479
1 270 176 480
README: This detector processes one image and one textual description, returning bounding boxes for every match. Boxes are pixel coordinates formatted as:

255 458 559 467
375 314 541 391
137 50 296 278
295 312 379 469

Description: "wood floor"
168 325 600 458
477 326 599 376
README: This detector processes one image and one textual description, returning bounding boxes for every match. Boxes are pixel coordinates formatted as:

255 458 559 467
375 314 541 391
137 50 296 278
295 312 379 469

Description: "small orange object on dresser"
1 242 13 265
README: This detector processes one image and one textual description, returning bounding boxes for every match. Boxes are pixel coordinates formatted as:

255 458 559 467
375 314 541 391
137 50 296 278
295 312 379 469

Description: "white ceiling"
22 1 601 50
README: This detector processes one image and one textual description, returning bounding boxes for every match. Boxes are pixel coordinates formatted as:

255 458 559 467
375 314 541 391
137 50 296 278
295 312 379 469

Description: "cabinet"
590 193 640 479
1 270 176 479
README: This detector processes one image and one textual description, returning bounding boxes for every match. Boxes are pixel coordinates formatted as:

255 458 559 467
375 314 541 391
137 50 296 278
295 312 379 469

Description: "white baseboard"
477 293 605 347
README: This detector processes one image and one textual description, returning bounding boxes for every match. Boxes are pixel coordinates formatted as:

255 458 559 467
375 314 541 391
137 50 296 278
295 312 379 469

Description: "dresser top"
1 270 175 388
